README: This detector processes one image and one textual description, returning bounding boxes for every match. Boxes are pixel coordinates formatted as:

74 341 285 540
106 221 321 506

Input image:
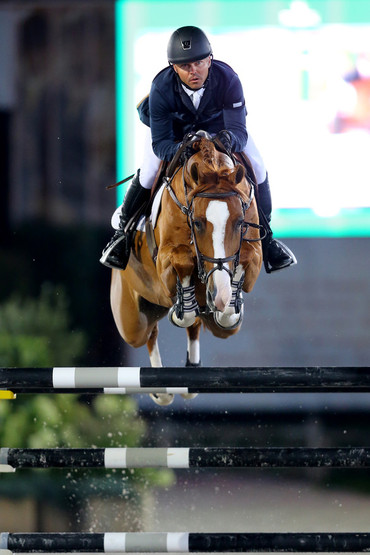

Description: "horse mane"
198 138 220 171
187 138 249 200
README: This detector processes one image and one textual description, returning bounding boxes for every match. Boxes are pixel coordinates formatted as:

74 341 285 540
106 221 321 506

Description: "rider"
100 25 296 273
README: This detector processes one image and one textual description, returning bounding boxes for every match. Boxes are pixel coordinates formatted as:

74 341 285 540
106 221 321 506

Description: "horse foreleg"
169 275 199 328
147 323 162 367
185 318 201 366
157 244 199 328
147 324 175 407
241 242 263 293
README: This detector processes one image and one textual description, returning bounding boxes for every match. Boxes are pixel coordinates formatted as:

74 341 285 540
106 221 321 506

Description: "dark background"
0 4 119 366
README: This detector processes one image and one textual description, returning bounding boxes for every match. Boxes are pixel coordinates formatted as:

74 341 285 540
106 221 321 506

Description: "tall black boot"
100 171 151 270
258 174 297 273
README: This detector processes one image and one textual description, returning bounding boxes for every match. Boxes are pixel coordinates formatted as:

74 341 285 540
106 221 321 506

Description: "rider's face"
173 56 211 89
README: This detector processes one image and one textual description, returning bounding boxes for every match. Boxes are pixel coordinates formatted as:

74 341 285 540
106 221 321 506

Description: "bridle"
163 147 265 285
188 186 255 284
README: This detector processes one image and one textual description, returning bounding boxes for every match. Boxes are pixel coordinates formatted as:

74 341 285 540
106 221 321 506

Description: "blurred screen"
116 0 370 236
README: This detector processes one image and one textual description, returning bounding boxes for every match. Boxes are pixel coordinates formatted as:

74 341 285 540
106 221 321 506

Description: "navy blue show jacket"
137 60 248 161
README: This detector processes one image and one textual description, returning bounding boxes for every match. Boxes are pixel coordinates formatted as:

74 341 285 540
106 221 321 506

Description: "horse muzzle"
206 267 233 313
206 266 245 330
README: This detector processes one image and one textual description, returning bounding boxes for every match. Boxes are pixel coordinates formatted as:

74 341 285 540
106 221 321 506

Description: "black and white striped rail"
1 366 370 394
1 532 370 552
1 447 370 471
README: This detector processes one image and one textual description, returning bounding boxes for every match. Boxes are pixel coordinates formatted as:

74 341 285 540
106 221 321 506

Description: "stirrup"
264 240 297 274
99 232 129 270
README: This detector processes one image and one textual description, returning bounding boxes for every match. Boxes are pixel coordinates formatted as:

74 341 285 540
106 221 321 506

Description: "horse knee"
169 246 195 280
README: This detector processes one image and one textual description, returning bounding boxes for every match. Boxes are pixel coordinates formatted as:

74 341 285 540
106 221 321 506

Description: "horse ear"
190 162 199 183
232 164 245 184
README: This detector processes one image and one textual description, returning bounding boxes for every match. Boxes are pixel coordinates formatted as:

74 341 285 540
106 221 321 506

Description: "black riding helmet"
167 26 212 64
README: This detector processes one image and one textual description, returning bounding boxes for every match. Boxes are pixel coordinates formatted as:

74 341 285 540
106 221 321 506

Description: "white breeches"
243 133 267 184
139 127 162 189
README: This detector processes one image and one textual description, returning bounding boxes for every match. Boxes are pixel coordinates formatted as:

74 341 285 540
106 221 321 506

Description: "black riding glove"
177 135 196 165
217 130 234 152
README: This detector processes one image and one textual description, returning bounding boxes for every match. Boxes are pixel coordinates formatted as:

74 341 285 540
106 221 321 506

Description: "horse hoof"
180 393 198 401
168 305 184 328
168 305 196 328
150 393 174 406
214 310 243 330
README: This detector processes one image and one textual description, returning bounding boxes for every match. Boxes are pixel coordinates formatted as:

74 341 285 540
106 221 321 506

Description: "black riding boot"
100 172 151 270
258 174 297 273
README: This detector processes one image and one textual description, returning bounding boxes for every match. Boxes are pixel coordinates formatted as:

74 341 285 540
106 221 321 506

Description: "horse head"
184 138 251 319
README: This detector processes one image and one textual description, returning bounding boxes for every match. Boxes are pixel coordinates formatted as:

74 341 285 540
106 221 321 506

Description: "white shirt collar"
181 84 205 110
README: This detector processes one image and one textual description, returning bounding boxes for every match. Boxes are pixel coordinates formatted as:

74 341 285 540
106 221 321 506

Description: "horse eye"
194 220 203 232
235 219 243 229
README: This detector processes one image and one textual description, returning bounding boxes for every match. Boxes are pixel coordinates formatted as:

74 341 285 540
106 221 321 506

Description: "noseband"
164 157 263 285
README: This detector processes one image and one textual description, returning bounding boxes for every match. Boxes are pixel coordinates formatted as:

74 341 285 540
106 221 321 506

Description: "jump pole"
1 367 370 394
1 447 370 472
2 532 370 553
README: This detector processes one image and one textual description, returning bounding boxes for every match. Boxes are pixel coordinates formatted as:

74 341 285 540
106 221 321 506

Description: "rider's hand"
177 140 195 165
217 130 234 152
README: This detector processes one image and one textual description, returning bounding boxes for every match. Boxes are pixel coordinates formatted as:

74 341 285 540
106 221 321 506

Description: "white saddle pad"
111 183 166 232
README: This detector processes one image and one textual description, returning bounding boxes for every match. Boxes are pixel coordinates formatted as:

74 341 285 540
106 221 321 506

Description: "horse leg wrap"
168 279 199 328
229 277 245 314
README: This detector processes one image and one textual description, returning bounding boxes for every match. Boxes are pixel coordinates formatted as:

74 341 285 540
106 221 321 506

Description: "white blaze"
206 200 232 311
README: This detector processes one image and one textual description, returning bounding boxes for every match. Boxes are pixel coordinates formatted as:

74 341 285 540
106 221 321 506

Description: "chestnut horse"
110 135 263 405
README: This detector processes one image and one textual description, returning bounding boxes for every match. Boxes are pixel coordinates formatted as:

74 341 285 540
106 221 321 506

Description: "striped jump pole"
2 532 370 553
1 447 370 472
1 366 370 395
